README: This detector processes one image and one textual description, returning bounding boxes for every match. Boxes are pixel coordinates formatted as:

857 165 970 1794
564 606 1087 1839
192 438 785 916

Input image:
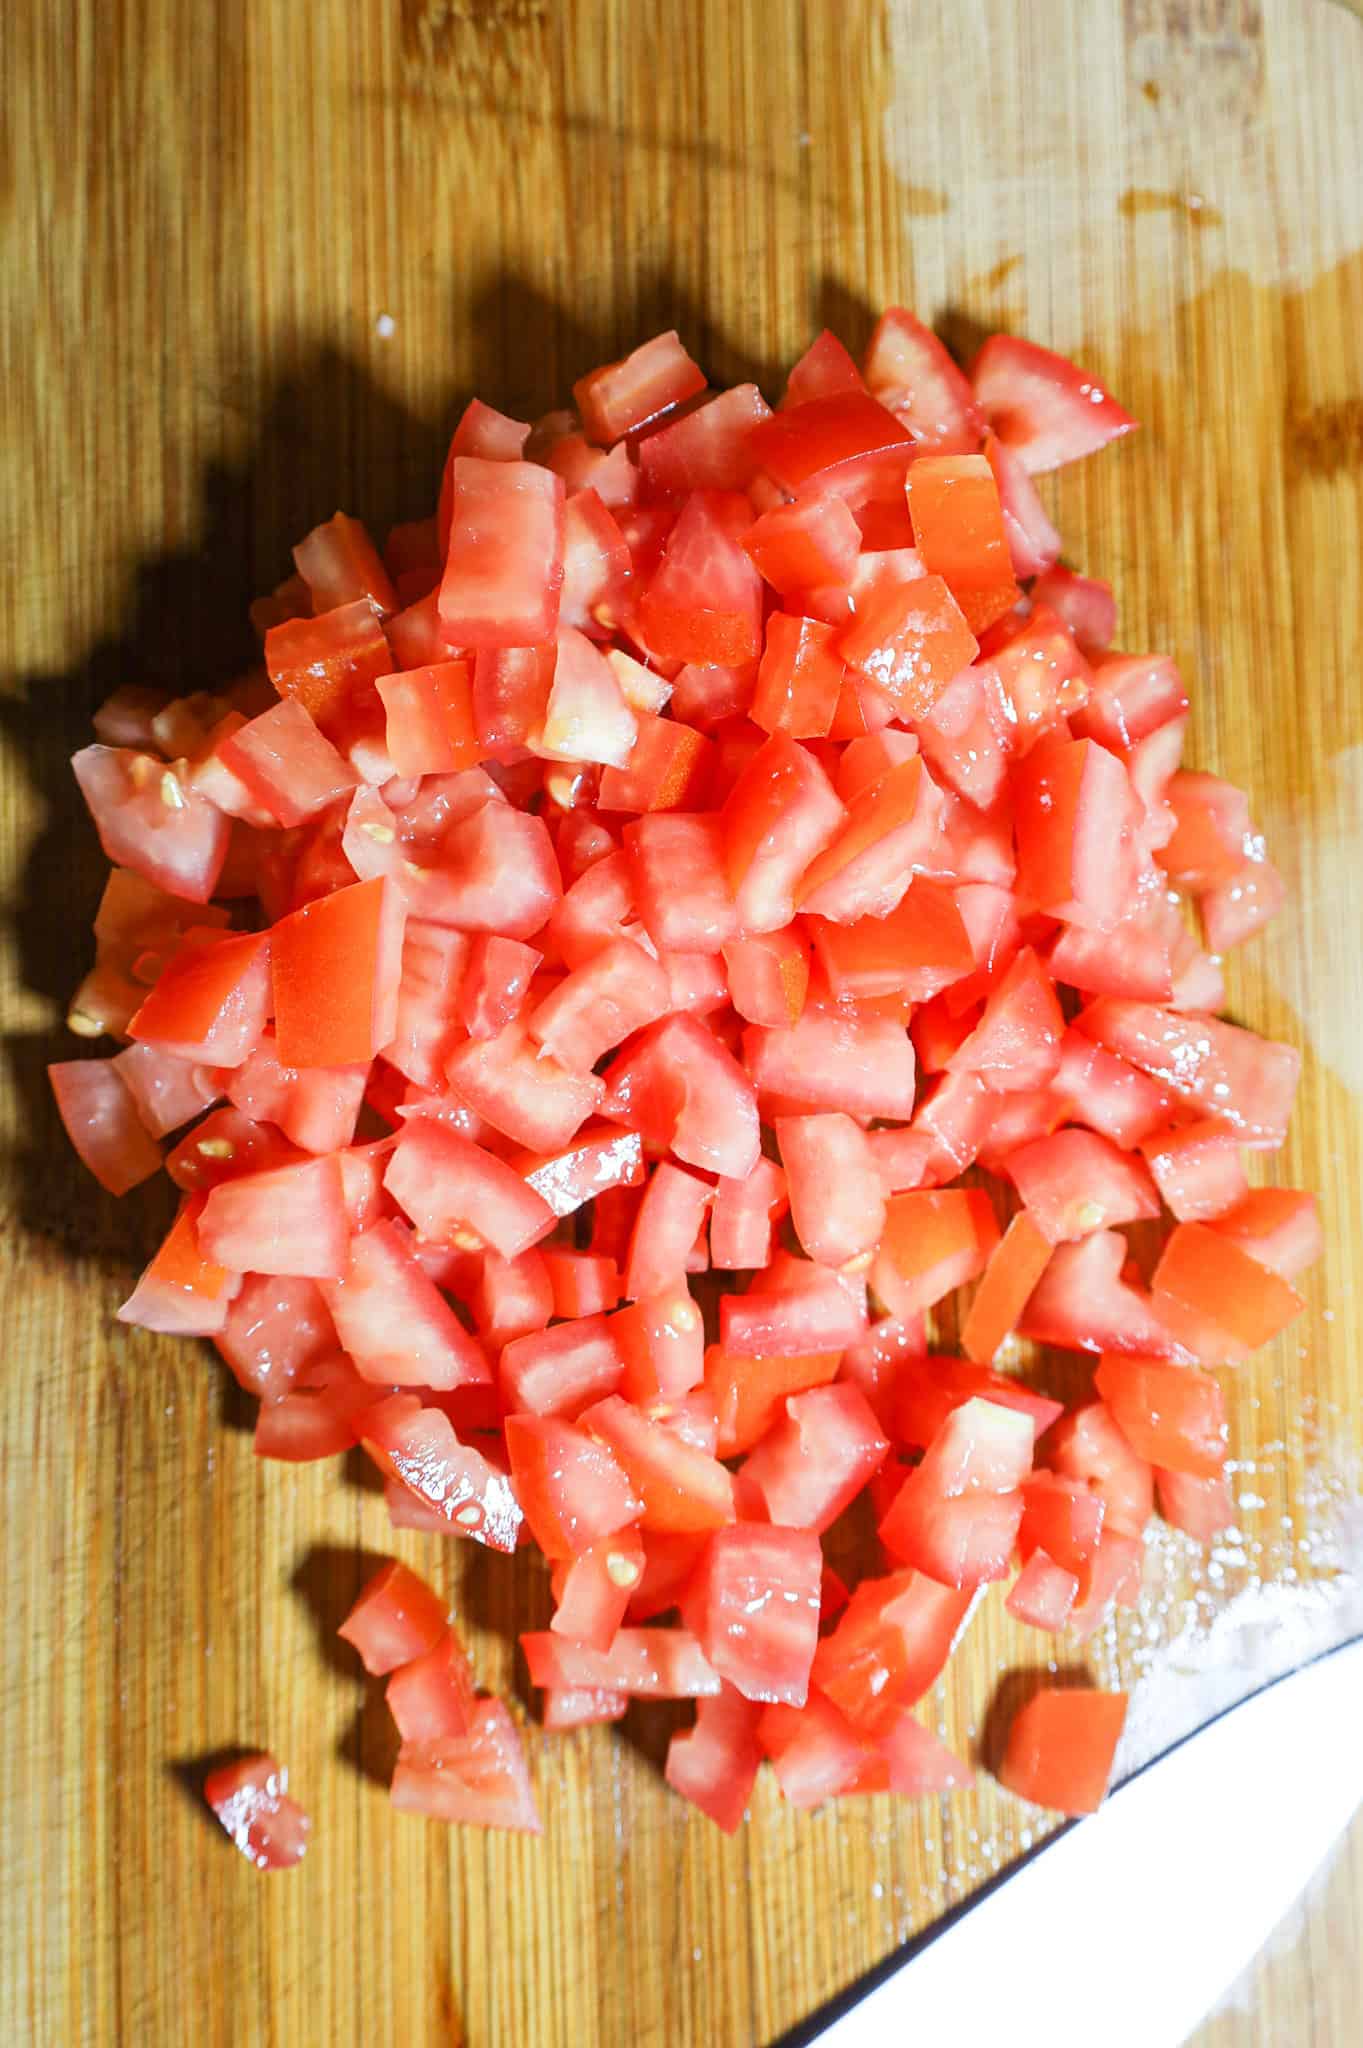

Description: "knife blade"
789 1636 1363 2048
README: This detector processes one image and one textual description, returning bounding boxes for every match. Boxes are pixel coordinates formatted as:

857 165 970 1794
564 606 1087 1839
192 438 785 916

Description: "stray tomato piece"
863 308 983 451
573 331 707 446
204 1754 311 1869
392 1699 542 1834
998 1687 1128 1815
385 1628 480 1742
665 1684 763 1832
1156 1467 1235 1541
338 1559 449 1675
970 336 1137 475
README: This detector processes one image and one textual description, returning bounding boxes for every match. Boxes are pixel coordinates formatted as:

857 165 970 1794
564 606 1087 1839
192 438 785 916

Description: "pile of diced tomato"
52 312 1320 1844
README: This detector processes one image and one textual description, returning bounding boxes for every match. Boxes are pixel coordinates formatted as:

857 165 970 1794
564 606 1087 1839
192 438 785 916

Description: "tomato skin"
999 1687 1128 1816
1150 1221 1305 1362
749 391 913 496
204 1753 311 1869
48 1058 164 1196
573 330 706 446
271 877 407 1069
128 929 273 1069
961 1211 1053 1364
681 1524 823 1706
117 1195 239 1335
337 1559 449 1675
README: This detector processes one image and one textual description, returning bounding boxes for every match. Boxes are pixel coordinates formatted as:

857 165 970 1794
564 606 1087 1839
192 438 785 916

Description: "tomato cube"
681 1524 822 1706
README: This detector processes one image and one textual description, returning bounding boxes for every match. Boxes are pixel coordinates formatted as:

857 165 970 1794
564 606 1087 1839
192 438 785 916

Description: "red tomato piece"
760 1689 883 1807
558 488 633 636
204 1753 311 1869
1032 566 1117 651
375 661 480 778
516 1123 645 1222
1138 1118 1248 1222
581 1393 735 1534
998 1687 1128 1815
638 491 763 667
448 932 532 1045
871 1189 999 1320
750 614 845 739
550 1530 646 1652
337 1559 449 1675
1159 771 1254 889
128 929 272 1069
321 1219 490 1386
1045 1401 1154 1537
749 391 913 496
271 877 406 1069
708 1158 788 1272
798 757 946 923
470 1249 553 1348
743 1383 889 1534
1199 857 1285 952
720 1261 867 1360
946 947 1065 1091
812 1570 974 1735
573 330 706 446
838 574 978 721
665 1685 763 1833
1093 1354 1228 1480
391 1699 541 1834
294 509 396 615
1156 1467 1235 1542
1075 1000 1301 1149
608 1292 704 1407
743 494 861 595
528 937 671 1072
438 458 564 649
385 1628 479 1742
782 330 866 408
1052 1027 1175 1149
1006 1551 1080 1633
1014 736 1141 931
703 1345 840 1459
959 1212 1050 1363
361 1394 522 1549
862 308 983 451
198 1153 347 1279
503 1412 640 1560
720 734 846 932
539 1249 619 1319
48 1058 164 1195
215 698 359 828
264 598 393 741
1150 1221 1305 1362
1070 652 1188 752
637 383 772 493
600 1013 760 1179
73 745 233 904
895 1356 1062 1453
680 1524 822 1708
745 1004 917 1122
541 1687 629 1730
253 1355 387 1463
221 1033 367 1155
446 1021 603 1152
384 1120 554 1261
971 336 1137 475
723 927 810 1028
879 1396 1033 1587
471 642 554 759
624 1162 714 1302
1018 1471 1106 1578
777 1111 885 1269
522 1626 719 1698
1209 1188 1321 1280
117 1195 238 1335
597 712 712 813
1004 1126 1160 1245
500 1313 623 1420
905 454 1016 621
536 627 637 768
624 813 739 954
1019 1228 1187 1359
982 433 1062 579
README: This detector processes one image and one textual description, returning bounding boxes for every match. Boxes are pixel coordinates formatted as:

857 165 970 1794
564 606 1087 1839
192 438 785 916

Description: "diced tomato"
879 1396 1032 1587
1156 1467 1235 1541
971 336 1137 475
637 383 771 494
1015 737 1141 931
960 1212 1053 1363
502 1411 640 1560
983 434 1061 579
1093 1355 1227 1479
196 1153 347 1279
623 1162 714 1302
1209 1189 1321 1280
1018 1471 1105 1578
665 1684 763 1832
391 1699 541 1833
446 1022 603 1153
374 661 480 778
1053 1027 1174 1149
500 1313 623 1419
550 1529 646 1652
1198 857 1285 952
320 1219 490 1386
539 1248 619 1319
1150 1221 1305 1362
384 1120 554 1261
624 813 739 954
271 877 406 1069
750 614 845 739
337 1559 449 1675
1004 1127 1160 1244
639 491 762 667
386 1628 479 1742
581 1393 734 1534
221 1033 367 1155
862 308 983 451
720 1260 867 1359
529 937 670 1072
798 757 946 923
524 1625 719 1698
264 598 392 742
746 1004 917 1122
720 927 807 1029
742 1383 889 1533
743 494 861 594
838 575 978 722
117 1195 239 1335
252 1355 386 1462
73 745 233 904
947 947 1065 1091
128 929 272 1068
1045 1402 1153 1536
777 1112 885 1269
362 1395 522 1548
812 1570 973 1735
871 1189 999 1320
1032 566 1116 651
541 1687 629 1730
1138 1118 1248 1222
1006 1551 1080 1633
721 734 847 933
905 454 1017 630
597 712 711 812
48 1058 164 1195
438 458 564 649
681 1524 822 1705
573 331 707 446
1019 1229 1187 1359
600 1014 759 1179
998 1687 1127 1815
204 1753 311 1869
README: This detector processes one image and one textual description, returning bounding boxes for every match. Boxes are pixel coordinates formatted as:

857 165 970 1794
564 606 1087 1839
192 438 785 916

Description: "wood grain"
3 2 1362 2043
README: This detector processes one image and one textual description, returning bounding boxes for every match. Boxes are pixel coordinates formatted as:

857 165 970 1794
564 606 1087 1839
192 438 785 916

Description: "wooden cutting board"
4 2 1362 2042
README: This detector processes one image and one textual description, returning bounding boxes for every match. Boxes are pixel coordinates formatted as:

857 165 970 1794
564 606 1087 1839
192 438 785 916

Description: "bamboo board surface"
3 2 1363 2042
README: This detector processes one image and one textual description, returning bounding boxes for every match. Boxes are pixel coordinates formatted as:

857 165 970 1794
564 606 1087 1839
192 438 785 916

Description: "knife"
786 1636 1363 2048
